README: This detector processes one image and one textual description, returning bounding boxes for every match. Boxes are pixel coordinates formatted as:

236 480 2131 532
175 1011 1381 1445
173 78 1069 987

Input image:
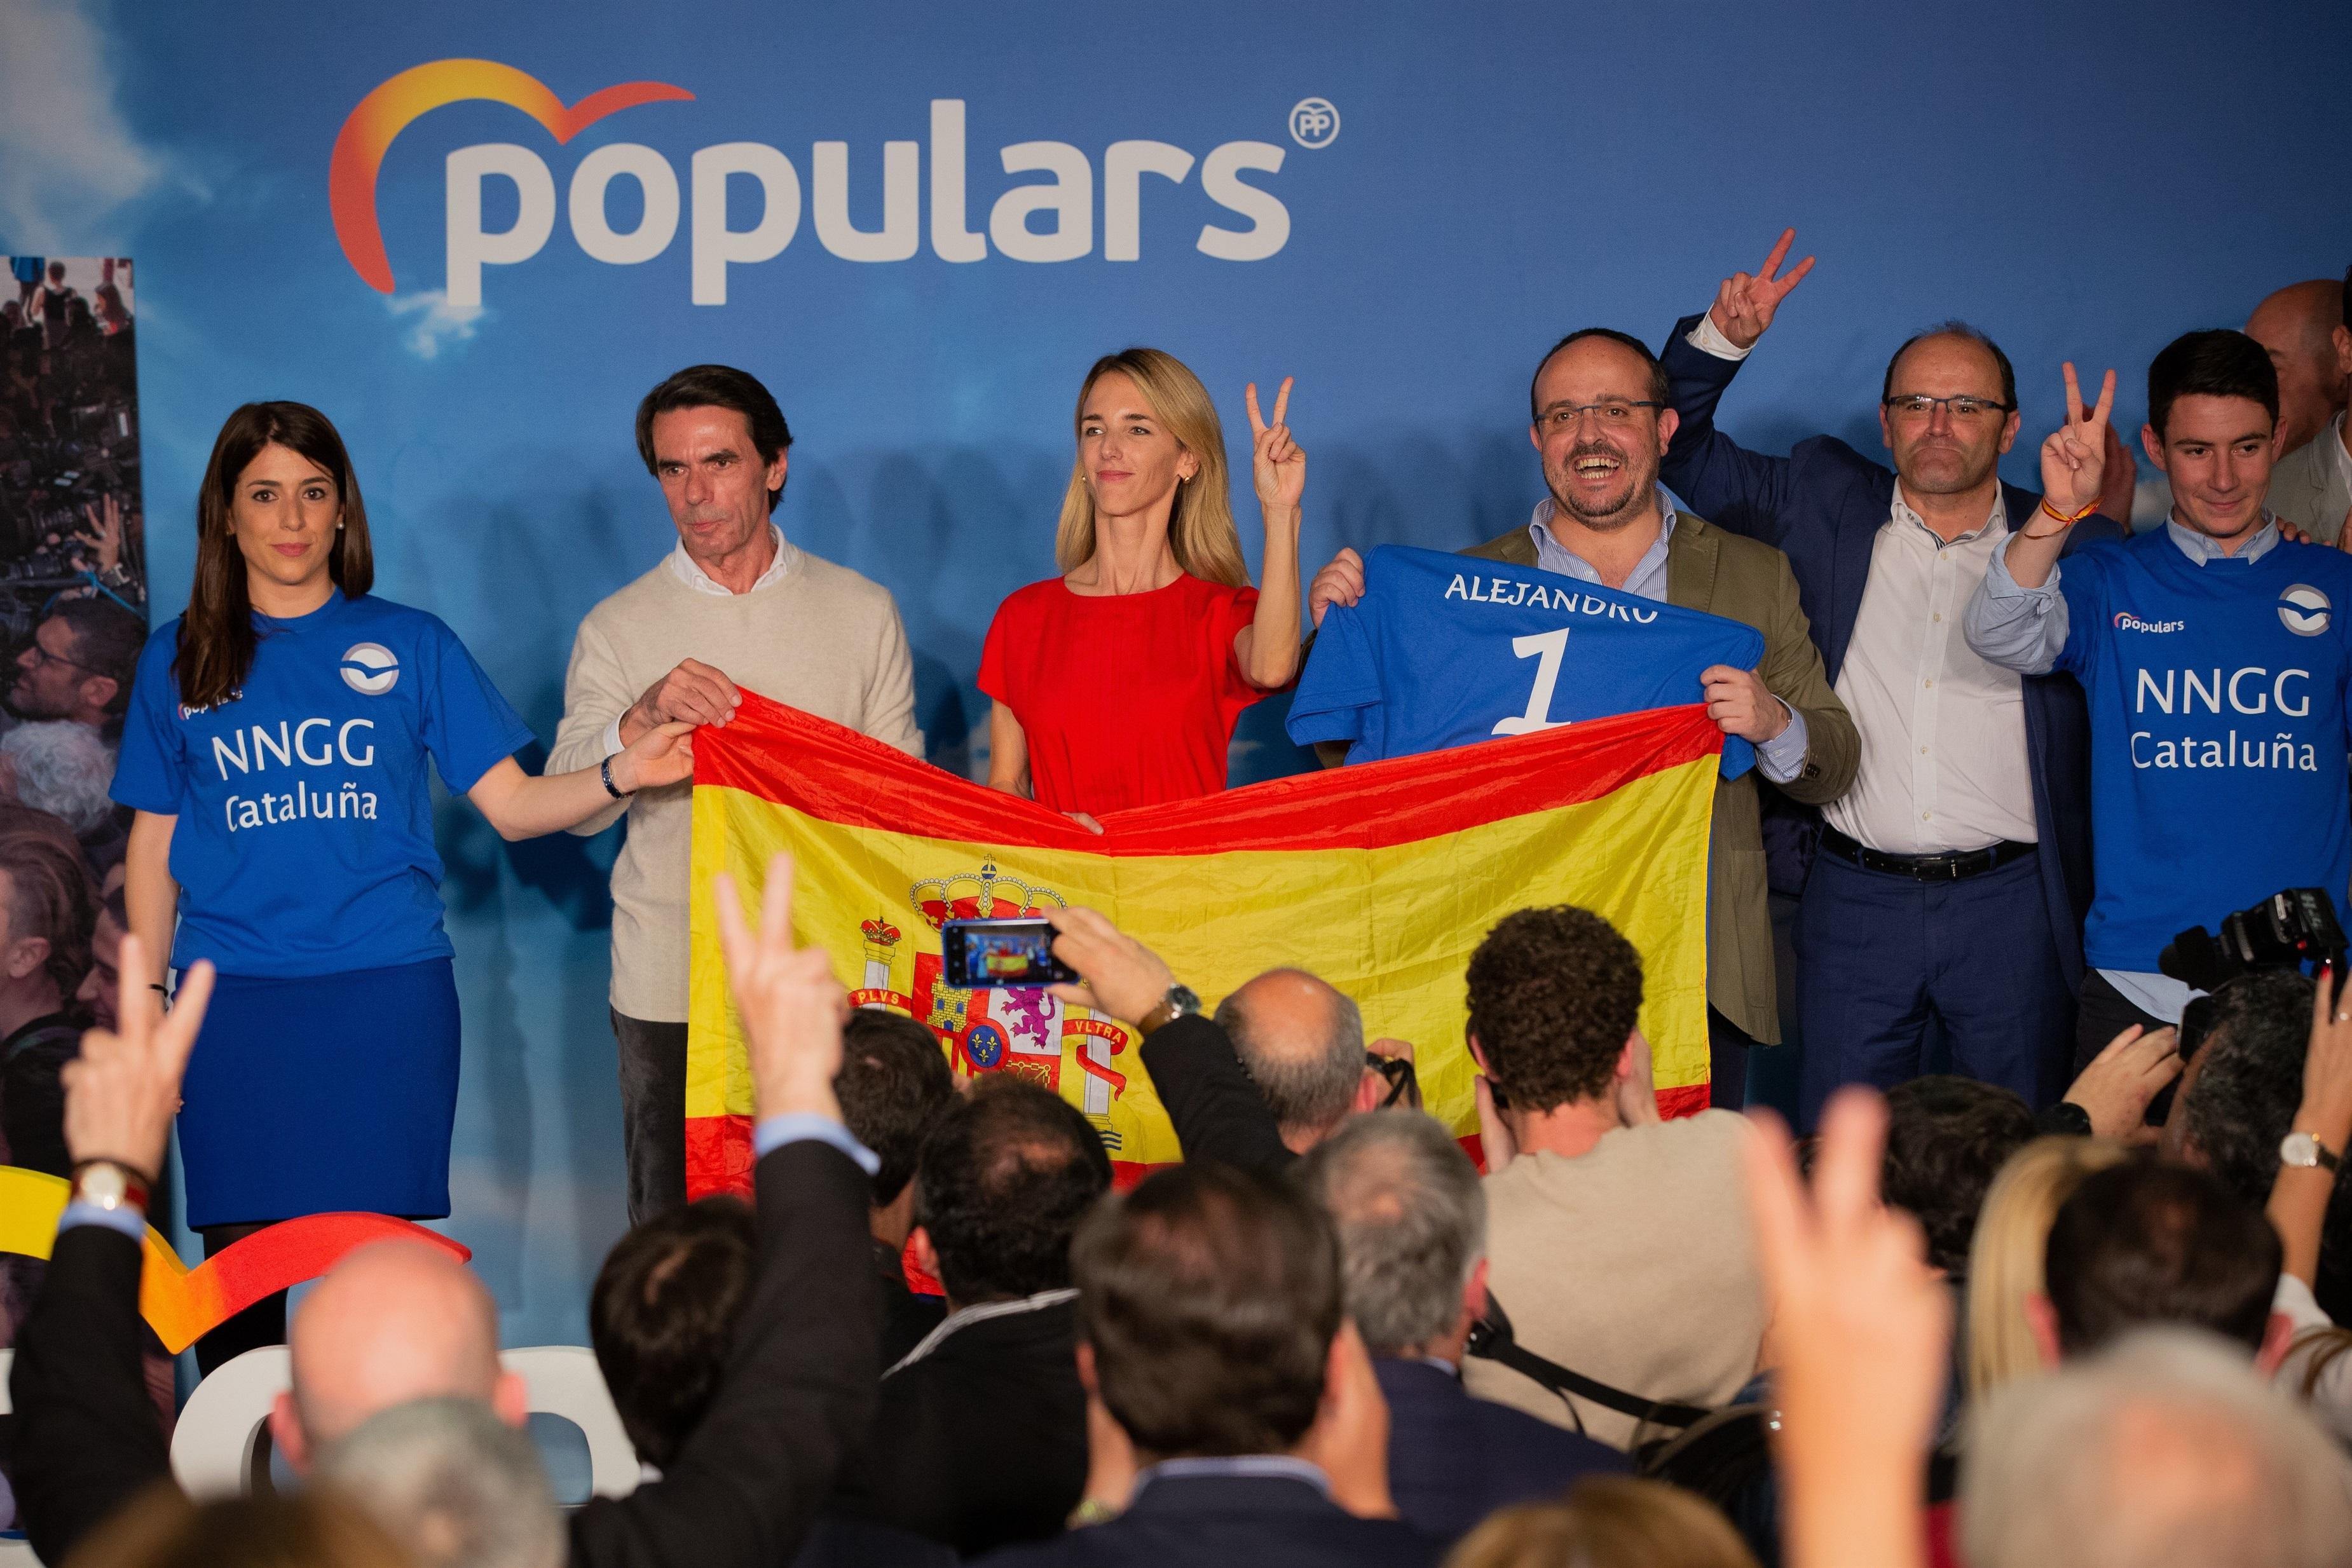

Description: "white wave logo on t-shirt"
2280 585 2332 637
339 643 400 695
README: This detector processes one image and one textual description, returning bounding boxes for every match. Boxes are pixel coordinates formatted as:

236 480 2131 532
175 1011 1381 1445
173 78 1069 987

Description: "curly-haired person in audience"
1460 906 1765 1452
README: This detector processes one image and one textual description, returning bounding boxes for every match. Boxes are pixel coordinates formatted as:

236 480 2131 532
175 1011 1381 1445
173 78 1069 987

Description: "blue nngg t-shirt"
1287 543 1766 776
2055 530 2352 973
113 593 536 979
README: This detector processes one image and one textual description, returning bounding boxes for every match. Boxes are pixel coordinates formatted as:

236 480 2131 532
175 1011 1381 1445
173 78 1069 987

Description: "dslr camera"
2159 888 2348 993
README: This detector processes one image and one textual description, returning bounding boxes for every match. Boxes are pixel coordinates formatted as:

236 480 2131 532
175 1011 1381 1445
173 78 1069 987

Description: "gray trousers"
612 1008 689 1225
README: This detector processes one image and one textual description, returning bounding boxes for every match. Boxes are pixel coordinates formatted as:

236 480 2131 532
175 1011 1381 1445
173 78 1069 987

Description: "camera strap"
1464 1297 1712 1430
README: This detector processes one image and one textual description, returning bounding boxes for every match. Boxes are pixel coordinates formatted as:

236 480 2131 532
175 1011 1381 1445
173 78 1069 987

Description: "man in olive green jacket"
1309 328 1856 1102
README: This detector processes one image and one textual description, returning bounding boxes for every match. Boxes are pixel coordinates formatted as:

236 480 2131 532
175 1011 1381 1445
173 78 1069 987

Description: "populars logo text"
2112 611 2185 634
331 61 1321 307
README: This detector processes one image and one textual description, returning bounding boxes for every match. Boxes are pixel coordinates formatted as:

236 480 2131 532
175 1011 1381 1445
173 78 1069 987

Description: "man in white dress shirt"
1656 231 2131 1125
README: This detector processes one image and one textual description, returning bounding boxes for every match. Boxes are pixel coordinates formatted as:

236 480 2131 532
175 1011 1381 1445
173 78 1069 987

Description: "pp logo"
339 643 400 695
2280 584 2332 637
1289 97 1340 149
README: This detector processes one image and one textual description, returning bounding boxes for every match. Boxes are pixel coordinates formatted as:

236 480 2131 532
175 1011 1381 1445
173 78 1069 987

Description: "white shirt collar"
883 1286 1077 1376
2164 513 2280 566
667 522 798 596
1890 482 2008 544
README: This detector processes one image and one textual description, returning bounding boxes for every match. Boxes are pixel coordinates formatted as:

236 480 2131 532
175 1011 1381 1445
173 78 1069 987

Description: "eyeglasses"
1536 400 1664 433
1882 394 2013 422
20 639 95 675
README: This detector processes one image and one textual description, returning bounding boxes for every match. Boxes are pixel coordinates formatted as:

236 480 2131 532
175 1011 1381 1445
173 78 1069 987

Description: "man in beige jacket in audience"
552 364 922 1223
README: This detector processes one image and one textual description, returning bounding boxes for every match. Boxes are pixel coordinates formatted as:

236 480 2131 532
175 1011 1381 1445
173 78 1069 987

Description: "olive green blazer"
1463 512 1857 1044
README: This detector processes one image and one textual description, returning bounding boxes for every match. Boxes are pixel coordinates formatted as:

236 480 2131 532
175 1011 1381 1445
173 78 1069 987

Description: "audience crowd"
13 253 2352 1568
3 258 146 634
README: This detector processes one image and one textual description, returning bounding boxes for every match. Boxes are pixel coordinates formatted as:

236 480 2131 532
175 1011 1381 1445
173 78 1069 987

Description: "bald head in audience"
1216 967 1379 1153
2246 279 2348 456
1963 1330 2352 1568
269 1241 526 1471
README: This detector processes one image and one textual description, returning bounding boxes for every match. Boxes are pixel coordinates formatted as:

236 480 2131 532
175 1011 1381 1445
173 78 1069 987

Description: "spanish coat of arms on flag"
684 692 1726 1197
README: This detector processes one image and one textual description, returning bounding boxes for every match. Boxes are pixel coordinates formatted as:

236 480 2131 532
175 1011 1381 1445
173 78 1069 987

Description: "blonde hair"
1966 1135 2130 1400
1442 1478 1759 1568
1054 348 1249 589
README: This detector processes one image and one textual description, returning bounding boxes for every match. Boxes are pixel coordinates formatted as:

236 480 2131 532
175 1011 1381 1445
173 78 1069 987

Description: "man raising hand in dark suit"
1658 230 2130 1126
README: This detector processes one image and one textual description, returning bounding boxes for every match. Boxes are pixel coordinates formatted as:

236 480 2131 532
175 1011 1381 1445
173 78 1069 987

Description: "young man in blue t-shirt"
1967 331 2352 1069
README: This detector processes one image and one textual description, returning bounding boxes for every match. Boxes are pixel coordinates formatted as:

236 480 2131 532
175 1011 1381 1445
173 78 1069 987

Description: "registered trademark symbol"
1289 98 1339 149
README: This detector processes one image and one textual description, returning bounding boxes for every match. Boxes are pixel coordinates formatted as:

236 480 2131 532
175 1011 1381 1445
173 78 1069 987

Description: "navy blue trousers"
1796 847 2072 1130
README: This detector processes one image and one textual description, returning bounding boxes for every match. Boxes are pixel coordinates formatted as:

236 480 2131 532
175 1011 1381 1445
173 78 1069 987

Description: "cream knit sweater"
550 548 922 1020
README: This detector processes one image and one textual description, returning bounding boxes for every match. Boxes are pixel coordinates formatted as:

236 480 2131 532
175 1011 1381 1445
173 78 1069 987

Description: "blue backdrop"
7 0 2348 1346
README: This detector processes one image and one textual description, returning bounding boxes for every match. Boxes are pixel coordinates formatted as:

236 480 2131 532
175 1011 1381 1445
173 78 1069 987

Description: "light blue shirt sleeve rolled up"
58 1201 149 1241
753 1112 880 1175
1964 540 2070 677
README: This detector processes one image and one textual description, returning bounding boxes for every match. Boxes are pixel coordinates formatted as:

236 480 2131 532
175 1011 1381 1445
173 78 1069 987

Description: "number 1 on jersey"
1492 628 1572 736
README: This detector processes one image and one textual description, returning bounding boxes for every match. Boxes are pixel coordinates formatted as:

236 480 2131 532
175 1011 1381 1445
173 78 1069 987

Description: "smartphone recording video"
940 917 1078 990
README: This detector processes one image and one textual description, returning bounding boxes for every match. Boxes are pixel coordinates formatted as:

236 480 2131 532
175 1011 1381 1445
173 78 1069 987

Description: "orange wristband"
2037 496 2100 527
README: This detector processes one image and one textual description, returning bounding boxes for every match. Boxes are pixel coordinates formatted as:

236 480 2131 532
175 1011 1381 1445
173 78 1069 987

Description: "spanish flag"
686 693 1723 1197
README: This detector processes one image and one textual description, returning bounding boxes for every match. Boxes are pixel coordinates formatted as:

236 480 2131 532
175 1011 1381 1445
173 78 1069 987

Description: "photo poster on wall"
0 256 149 1533
2 256 147 641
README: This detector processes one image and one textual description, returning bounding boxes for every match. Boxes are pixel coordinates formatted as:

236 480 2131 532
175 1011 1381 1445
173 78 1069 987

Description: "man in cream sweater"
552 364 922 1222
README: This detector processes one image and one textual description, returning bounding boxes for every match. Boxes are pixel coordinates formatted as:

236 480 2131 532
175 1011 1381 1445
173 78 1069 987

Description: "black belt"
1819 826 2035 882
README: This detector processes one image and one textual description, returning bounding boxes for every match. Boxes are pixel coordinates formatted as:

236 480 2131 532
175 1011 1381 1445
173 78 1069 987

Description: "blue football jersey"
1287 544 1765 775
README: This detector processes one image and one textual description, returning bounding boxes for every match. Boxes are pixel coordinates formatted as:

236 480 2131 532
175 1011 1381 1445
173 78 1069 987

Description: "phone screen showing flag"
940 917 1078 990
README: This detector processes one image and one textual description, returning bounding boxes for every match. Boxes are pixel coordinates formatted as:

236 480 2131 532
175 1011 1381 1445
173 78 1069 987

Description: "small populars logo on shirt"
2112 611 2186 634
2280 585 2333 637
340 642 400 695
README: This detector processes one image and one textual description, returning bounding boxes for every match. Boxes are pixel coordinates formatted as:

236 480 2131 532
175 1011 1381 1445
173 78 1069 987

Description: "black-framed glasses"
1367 1052 1421 1110
1536 400 1664 432
20 637 95 675
1881 393 2013 421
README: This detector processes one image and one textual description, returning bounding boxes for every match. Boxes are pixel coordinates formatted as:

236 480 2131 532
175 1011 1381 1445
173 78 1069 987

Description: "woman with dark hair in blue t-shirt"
113 401 695 1370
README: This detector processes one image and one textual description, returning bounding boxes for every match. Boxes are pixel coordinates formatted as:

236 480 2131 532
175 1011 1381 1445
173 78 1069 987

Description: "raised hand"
1307 547 1365 629
712 853 847 1122
1707 228 1816 350
78 493 123 574
1744 1090 1946 1568
2059 1023 2180 1142
1043 906 1176 1026
610 719 697 793
1247 377 1305 515
61 935 216 1182
2039 362 2116 520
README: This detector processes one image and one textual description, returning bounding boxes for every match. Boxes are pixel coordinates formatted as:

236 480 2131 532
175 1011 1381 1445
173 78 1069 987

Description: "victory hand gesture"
63 936 215 1182
2039 362 2116 520
1247 377 1305 515
1708 228 1815 350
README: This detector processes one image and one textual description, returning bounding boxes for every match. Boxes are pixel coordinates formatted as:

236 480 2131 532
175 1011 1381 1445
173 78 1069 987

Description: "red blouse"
979 573 1264 815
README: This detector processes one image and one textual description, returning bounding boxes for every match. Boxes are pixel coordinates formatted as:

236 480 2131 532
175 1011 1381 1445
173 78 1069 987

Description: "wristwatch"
2280 1131 2342 1173
70 1158 153 1215
1135 983 1203 1038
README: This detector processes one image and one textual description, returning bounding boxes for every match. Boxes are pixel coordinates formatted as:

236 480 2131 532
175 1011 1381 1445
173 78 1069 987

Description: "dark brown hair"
1072 1161 1341 1458
634 364 793 511
1465 906 1644 1113
590 1196 756 1471
175 402 374 710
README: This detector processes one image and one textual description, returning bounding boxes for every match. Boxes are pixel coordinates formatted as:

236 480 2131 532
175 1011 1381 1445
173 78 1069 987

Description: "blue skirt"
176 958 460 1229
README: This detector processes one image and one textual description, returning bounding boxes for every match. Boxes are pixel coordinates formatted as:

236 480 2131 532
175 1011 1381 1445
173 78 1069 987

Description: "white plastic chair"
168 1344 640 1501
